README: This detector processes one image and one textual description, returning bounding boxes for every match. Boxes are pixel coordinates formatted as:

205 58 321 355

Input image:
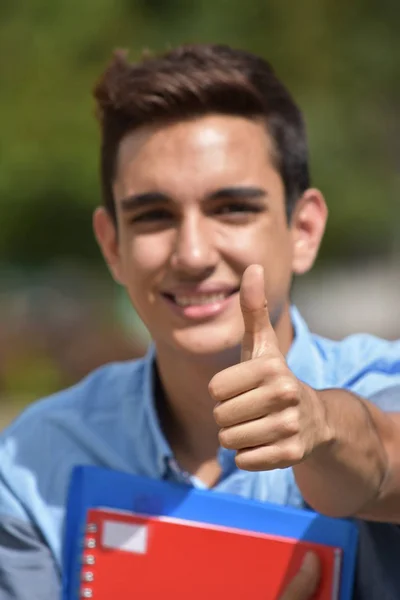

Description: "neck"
155 349 227 470
154 302 294 475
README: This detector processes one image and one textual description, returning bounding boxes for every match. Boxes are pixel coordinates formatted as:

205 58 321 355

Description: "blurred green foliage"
3 352 65 401
0 0 399 266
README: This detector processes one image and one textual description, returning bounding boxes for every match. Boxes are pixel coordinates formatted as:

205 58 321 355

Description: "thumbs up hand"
210 264 329 471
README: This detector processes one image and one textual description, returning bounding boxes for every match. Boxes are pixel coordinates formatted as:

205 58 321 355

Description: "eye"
130 208 174 223
213 202 264 217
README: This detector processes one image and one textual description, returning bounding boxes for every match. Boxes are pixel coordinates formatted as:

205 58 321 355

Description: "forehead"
113 115 281 201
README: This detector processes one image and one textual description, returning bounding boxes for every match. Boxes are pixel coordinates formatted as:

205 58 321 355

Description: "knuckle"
281 408 300 435
208 376 222 401
257 355 282 377
235 451 258 471
213 404 225 427
218 428 235 449
219 426 248 450
235 450 270 472
278 377 300 404
270 355 287 373
234 453 249 470
284 440 306 464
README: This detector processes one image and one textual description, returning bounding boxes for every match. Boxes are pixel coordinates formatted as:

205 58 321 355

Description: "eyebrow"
208 186 267 201
119 186 267 211
120 192 169 211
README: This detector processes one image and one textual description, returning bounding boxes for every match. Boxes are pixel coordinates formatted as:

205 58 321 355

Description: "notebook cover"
62 466 358 600
78 507 342 600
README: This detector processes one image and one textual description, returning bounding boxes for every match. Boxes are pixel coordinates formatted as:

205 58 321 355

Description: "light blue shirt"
0 307 400 599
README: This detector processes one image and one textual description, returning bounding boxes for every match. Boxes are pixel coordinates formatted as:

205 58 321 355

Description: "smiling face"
94 114 327 360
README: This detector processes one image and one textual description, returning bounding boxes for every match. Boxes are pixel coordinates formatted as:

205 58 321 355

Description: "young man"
0 44 399 599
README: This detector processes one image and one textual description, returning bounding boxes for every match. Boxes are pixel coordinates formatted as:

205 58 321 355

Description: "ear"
290 188 328 275
93 207 126 285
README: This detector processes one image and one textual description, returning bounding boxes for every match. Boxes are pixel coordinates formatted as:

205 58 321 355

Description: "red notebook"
79 507 341 599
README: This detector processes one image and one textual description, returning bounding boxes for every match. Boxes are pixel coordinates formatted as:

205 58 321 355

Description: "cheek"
222 225 278 268
121 233 172 277
230 224 293 291
219 228 264 267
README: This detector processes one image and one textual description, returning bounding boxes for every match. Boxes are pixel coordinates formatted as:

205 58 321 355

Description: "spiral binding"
79 522 98 598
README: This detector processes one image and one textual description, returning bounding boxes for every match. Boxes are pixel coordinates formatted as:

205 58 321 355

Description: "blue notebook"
62 465 358 600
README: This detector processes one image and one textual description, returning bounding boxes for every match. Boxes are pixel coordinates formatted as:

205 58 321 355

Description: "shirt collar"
143 306 318 477
287 306 325 388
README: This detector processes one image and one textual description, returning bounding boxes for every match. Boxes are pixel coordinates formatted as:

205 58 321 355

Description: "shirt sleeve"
0 477 60 600
368 385 400 412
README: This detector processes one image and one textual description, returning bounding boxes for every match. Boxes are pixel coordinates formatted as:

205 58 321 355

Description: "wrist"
305 386 337 456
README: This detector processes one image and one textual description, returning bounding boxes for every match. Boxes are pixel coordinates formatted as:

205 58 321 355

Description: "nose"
170 211 218 278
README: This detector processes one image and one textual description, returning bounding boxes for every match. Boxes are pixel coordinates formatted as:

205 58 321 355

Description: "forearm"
293 388 391 519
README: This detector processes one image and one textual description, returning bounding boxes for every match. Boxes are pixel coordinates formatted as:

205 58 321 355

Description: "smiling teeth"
174 293 228 307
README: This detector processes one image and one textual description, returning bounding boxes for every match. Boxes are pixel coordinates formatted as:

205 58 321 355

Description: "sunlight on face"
109 115 295 358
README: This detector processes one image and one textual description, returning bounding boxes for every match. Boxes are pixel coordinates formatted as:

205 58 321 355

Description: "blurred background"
0 0 399 427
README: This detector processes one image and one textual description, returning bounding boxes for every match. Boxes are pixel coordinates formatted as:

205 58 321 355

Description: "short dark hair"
93 44 310 222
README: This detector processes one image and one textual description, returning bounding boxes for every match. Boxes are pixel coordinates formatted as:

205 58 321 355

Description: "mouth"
162 289 239 307
160 287 240 320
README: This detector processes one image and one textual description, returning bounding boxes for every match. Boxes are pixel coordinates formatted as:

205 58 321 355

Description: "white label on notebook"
102 520 148 554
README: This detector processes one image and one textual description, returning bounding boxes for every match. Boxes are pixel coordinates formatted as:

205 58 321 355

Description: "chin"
170 322 243 359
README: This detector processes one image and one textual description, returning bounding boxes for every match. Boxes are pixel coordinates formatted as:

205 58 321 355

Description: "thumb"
240 264 277 362
278 552 321 600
